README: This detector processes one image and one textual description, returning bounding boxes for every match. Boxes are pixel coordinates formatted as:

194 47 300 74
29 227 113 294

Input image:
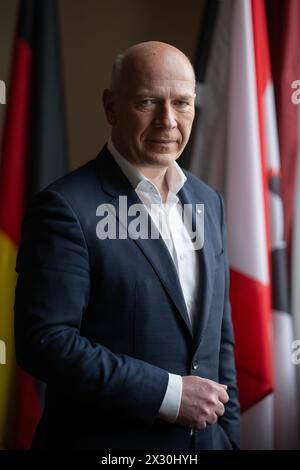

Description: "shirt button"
180 253 185 261
192 359 199 370
197 208 202 214
187 300 192 309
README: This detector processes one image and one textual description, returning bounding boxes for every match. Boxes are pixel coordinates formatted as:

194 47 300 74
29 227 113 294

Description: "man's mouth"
146 139 177 144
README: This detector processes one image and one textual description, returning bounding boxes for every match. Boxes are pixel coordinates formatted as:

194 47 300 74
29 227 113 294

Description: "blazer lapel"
96 148 193 338
178 184 217 350
134 230 193 337
194 223 216 350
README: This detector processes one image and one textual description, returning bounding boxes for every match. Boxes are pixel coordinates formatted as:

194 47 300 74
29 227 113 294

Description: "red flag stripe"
230 268 273 410
0 39 32 246
14 369 41 450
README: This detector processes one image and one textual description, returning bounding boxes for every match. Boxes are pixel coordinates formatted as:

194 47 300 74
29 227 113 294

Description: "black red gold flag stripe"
0 0 67 449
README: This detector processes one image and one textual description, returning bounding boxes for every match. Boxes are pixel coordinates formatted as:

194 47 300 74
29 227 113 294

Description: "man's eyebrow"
175 94 196 100
134 91 196 99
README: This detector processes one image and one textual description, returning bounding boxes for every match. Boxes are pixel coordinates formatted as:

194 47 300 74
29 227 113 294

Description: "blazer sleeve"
14 189 169 424
216 192 241 449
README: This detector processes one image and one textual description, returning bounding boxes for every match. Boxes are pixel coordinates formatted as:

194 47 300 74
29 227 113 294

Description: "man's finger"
215 402 225 417
218 388 229 404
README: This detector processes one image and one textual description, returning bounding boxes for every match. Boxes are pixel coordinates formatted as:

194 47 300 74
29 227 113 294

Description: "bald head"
110 41 195 92
103 41 196 172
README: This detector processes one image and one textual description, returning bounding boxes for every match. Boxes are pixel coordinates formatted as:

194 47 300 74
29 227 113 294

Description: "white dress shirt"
107 139 199 423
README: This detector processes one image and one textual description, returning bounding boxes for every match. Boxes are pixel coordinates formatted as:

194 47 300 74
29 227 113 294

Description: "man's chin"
148 154 178 167
141 150 180 166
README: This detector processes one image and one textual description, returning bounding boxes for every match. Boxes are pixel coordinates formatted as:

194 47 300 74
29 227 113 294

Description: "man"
14 41 240 450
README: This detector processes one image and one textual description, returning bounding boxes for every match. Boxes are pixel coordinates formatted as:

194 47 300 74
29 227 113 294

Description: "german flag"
0 0 67 449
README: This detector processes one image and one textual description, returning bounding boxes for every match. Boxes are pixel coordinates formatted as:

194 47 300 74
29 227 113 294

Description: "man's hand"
176 376 229 429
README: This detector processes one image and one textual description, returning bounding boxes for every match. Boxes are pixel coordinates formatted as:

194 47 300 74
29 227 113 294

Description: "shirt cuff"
157 373 182 423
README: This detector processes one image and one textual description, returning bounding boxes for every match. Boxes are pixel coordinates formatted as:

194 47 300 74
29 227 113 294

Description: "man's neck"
136 165 169 203
108 139 170 203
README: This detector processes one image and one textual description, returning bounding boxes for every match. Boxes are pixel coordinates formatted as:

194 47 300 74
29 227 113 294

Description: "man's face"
104 49 196 169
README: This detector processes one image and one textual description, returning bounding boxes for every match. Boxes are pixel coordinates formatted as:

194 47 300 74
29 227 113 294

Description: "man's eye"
138 99 155 107
174 101 190 108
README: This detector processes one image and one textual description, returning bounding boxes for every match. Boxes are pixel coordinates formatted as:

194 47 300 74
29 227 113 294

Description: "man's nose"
153 104 177 129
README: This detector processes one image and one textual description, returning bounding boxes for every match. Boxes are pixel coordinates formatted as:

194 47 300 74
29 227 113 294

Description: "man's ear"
102 89 117 125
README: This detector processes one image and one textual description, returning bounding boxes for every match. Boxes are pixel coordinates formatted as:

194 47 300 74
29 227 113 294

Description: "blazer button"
192 359 199 370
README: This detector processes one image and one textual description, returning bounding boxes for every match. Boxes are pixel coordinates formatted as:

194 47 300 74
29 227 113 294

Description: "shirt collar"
107 138 187 196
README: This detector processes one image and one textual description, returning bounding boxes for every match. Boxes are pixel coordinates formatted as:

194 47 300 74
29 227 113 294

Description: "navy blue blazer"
14 146 240 450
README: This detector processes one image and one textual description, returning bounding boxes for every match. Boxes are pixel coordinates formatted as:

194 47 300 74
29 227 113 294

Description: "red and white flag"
190 0 299 448
226 0 273 448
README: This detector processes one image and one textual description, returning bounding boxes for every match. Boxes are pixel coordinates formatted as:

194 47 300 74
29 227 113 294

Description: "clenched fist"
176 376 229 429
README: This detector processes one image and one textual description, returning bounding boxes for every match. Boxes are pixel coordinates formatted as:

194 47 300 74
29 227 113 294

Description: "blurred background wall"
0 0 204 170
